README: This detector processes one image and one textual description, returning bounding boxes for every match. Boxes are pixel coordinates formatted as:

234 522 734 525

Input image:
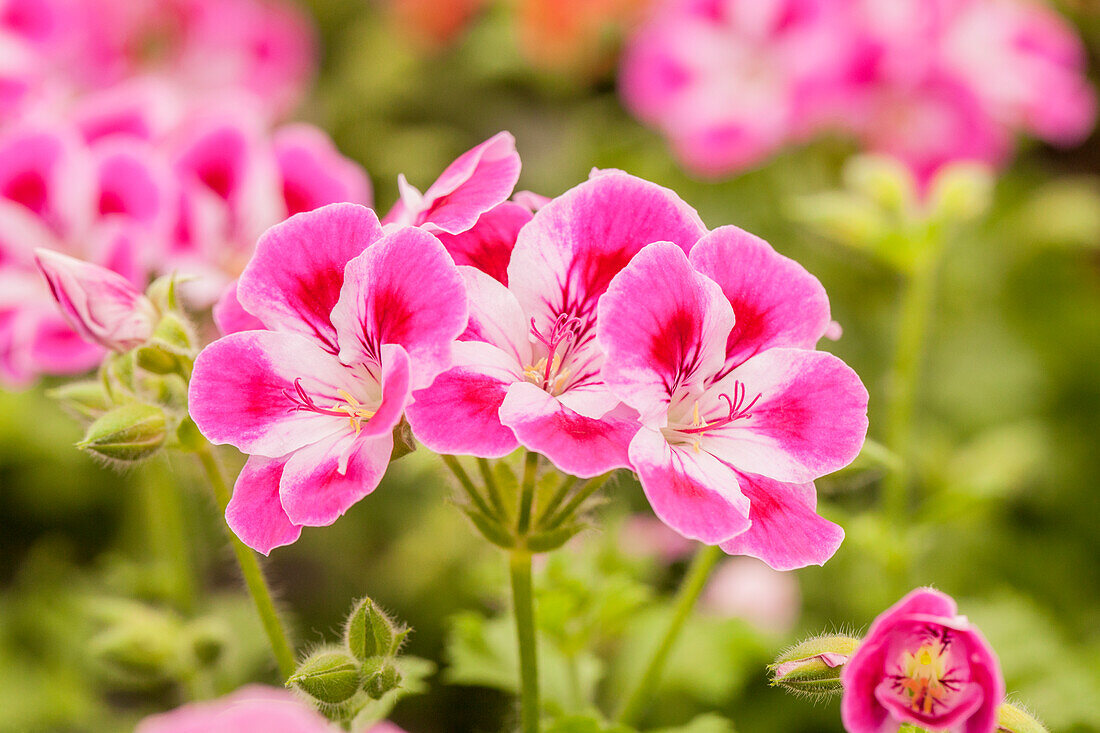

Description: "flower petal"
499 381 637 477
718 472 843 570
237 203 382 352
225 455 303 555
331 225 468 389
189 330 354 456
509 170 706 328
274 123 372 217
598 241 733 424
628 427 751 544
458 265 532 366
419 131 521 234
689 225 831 373
212 279 265 335
278 429 393 527
407 342 522 459
434 200 530 285
702 348 868 483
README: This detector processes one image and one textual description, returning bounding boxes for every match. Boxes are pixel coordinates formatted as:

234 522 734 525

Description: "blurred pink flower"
620 0 1096 181
619 514 696 562
701 556 801 634
34 248 157 352
596 228 867 569
406 170 706 478
189 204 467 553
841 588 1004 733
136 684 407 733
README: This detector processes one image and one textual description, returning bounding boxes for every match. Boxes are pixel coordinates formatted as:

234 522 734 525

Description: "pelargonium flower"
34 248 157 352
136 684 406 733
619 0 856 175
841 588 1004 733
596 227 867 569
407 169 707 478
188 203 467 553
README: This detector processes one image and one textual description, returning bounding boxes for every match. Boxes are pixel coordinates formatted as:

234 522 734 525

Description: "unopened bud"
288 648 361 704
145 275 179 313
769 634 859 698
34 248 157 352
362 658 402 700
185 617 231 667
996 702 1049 733
48 380 112 421
843 155 916 214
88 612 184 685
78 403 166 462
344 597 408 661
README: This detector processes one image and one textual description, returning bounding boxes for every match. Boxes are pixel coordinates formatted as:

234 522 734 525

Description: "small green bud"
102 352 136 401
344 597 408 661
47 380 112 421
134 343 184 375
790 191 890 250
175 417 206 452
152 312 194 352
843 154 917 214
88 611 185 685
78 403 166 462
769 634 860 698
362 658 402 700
146 275 179 313
288 648 362 704
184 617 231 667
927 161 994 223
996 702 1049 733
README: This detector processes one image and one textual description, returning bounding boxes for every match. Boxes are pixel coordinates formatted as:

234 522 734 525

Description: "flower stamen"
525 313 582 394
284 378 376 435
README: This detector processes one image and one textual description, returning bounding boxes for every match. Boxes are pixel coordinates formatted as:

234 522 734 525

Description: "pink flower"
135 684 387 733
619 0 856 175
596 227 867 569
188 203 467 553
34 248 156 351
406 170 707 478
841 588 1005 733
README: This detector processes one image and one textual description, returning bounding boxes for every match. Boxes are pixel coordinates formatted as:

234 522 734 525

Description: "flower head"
841 588 1005 733
596 226 867 569
188 203 467 553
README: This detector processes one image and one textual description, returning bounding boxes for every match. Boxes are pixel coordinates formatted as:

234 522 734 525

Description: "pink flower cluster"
620 0 1096 183
188 132 869 570
0 1 371 387
0 0 315 122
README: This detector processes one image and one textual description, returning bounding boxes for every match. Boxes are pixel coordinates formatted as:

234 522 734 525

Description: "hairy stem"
517 451 539 536
442 455 495 519
541 472 613 531
195 445 296 679
143 463 197 613
617 544 723 725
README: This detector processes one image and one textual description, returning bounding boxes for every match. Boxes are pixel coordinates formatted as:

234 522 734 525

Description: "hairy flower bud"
288 648 362 705
344 597 408 662
770 634 860 698
35 248 157 352
47 380 112 421
996 702 1049 733
78 403 167 462
362 658 402 700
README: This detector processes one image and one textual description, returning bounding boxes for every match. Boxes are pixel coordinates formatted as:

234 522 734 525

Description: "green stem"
517 451 539 536
442 455 495 519
535 474 578 528
881 248 941 525
541 473 613 531
195 445 296 679
142 464 197 613
510 549 539 733
617 544 723 726
477 456 509 520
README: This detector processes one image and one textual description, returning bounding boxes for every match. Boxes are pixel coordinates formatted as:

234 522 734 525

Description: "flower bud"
362 658 402 700
34 248 157 352
184 617 231 667
78 403 167 462
88 610 185 686
344 597 408 662
996 702 1049 733
927 162 994 223
288 648 362 705
47 380 112 421
769 634 859 698
843 155 916 214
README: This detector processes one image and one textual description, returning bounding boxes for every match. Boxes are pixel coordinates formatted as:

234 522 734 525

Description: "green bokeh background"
1 2 1099 731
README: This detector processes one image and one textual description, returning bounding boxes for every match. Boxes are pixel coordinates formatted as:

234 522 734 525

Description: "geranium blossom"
188 204 467 553
407 169 707 477
841 588 1004 733
596 227 867 569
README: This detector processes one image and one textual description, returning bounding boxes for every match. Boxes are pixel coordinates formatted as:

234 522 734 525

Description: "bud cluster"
768 634 859 699
288 597 410 724
44 271 201 466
